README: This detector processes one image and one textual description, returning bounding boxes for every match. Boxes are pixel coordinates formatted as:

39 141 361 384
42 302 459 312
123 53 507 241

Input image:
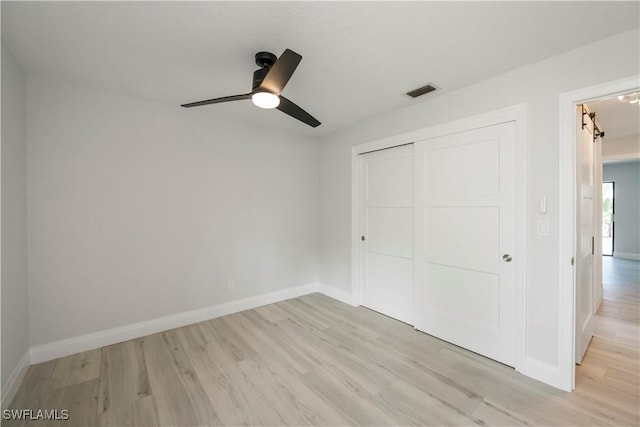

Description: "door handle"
361 235 366 241
503 254 512 263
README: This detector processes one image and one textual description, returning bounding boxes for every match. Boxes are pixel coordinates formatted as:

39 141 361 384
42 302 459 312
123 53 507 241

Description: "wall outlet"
228 280 236 291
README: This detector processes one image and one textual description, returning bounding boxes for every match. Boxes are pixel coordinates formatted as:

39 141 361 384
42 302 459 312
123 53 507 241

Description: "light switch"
539 197 547 214
537 219 550 236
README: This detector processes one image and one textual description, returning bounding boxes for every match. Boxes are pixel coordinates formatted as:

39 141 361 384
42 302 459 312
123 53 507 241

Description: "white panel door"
575 106 594 364
414 122 516 366
360 144 414 324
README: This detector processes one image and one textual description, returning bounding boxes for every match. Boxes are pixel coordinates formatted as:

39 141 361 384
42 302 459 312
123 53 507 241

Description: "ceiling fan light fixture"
181 49 320 127
252 91 280 109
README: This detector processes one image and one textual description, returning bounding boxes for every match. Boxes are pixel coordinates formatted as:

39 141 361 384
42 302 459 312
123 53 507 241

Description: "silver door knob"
503 254 512 262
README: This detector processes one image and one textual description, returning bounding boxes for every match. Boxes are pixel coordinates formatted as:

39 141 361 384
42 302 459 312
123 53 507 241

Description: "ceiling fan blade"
181 93 252 108
277 96 321 128
259 49 302 95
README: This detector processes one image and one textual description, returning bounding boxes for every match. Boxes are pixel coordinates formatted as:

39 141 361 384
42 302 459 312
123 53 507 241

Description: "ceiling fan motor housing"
255 51 277 68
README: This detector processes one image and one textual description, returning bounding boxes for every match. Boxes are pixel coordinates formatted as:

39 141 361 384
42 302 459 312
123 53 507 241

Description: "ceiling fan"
181 49 321 128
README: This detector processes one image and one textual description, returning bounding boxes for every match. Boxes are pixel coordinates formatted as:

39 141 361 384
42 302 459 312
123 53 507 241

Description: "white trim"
351 104 528 376
513 105 528 374
603 153 640 163
351 105 526 157
30 283 316 363
316 283 355 306
351 152 362 306
558 75 640 392
521 356 563 389
613 252 640 261
1 351 30 410
595 290 604 312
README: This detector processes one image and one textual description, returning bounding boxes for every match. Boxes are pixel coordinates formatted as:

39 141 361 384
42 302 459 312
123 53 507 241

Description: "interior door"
413 122 516 367
359 144 414 324
575 106 595 364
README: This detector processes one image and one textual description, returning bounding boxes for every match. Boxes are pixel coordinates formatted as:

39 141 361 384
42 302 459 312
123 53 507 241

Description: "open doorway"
559 76 639 392
602 181 614 256
578 89 639 346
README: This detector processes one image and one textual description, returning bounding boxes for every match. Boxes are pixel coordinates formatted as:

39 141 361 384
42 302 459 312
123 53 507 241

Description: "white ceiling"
2 1 639 136
587 92 640 139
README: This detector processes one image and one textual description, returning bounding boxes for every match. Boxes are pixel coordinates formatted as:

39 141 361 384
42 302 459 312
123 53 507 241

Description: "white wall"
27 76 319 347
603 160 640 259
1 43 29 399
318 29 639 386
602 133 640 160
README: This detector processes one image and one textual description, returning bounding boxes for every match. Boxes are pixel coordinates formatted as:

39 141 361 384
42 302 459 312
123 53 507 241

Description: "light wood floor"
574 256 640 423
6 261 639 426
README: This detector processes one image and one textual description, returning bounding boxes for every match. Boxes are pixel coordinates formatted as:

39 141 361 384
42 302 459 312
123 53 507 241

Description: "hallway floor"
575 256 639 419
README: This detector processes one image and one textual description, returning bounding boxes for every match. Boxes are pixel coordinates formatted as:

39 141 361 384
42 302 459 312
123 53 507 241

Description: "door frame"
351 104 527 372
558 75 639 391
601 181 614 257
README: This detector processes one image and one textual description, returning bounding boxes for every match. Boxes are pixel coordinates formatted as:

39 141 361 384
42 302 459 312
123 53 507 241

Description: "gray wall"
603 160 640 258
27 76 320 347
1 43 29 397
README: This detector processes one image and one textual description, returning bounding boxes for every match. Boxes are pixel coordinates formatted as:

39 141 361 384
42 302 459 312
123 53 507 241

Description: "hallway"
575 256 639 417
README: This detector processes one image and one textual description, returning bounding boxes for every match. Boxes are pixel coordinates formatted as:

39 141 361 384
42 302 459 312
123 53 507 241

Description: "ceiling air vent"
406 84 437 98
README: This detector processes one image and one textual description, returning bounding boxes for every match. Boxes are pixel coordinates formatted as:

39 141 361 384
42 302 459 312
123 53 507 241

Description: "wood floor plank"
382 379 483 426
206 315 260 363
277 298 336 330
5 379 100 427
300 368 398 426
97 339 150 417
253 301 292 324
174 320 218 350
98 395 158 427
472 400 528 426
185 344 283 426
8 360 56 409
223 310 319 375
48 348 101 391
142 331 220 426
250 350 352 426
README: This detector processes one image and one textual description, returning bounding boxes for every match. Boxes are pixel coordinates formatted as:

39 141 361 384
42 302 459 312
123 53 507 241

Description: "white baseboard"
595 291 604 312
520 356 567 391
316 283 355 306
30 283 316 364
613 251 640 261
1 351 30 410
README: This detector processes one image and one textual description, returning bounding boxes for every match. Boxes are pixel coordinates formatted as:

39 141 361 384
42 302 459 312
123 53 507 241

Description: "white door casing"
559 76 638 391
359 144 414 324
413 122 517 367
575 106 595 364
593 132 604 312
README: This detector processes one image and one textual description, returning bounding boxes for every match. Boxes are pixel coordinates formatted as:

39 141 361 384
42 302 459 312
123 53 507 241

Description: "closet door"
359 144 414 324
413 122 517 366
